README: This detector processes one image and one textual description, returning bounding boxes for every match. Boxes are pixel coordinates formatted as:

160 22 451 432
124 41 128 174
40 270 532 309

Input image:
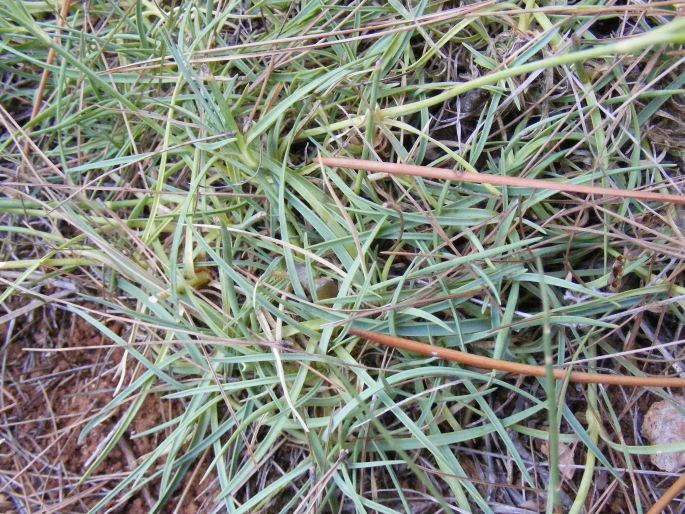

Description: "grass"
1 0 685 512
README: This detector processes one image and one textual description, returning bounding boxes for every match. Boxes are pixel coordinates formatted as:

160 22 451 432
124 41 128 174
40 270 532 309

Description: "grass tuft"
2 1 685 512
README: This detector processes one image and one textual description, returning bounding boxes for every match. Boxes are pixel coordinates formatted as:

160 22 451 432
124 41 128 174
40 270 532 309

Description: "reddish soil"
0 306 210 513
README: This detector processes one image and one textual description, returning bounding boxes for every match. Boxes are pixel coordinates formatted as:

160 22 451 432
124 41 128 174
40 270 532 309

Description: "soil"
0 304 210 513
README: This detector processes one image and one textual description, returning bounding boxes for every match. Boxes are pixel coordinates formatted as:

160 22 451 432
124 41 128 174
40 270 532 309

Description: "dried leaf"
541 442 575 480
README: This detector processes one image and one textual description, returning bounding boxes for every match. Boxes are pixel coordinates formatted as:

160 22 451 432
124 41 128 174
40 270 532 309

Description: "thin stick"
348 329 685 387
21 0 72 177
318 157 685 206
30 0 72 120
646 473 685 514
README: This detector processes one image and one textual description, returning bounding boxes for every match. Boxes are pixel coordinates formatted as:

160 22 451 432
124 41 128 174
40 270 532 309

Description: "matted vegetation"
2 0 685 512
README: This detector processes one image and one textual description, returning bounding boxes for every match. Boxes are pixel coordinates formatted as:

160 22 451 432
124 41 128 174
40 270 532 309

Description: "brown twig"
348 328 685 387
30 0 72 121
646 473 685 514
20 0 72 177
318 157 685 206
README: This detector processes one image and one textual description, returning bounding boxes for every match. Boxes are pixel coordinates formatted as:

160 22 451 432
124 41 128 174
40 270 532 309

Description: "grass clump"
1 1 685 512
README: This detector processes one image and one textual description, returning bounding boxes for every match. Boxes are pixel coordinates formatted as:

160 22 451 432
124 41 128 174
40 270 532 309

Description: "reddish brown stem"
646 473 685 514
30 0 72 120
349 328 685 388
319 157 685 206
